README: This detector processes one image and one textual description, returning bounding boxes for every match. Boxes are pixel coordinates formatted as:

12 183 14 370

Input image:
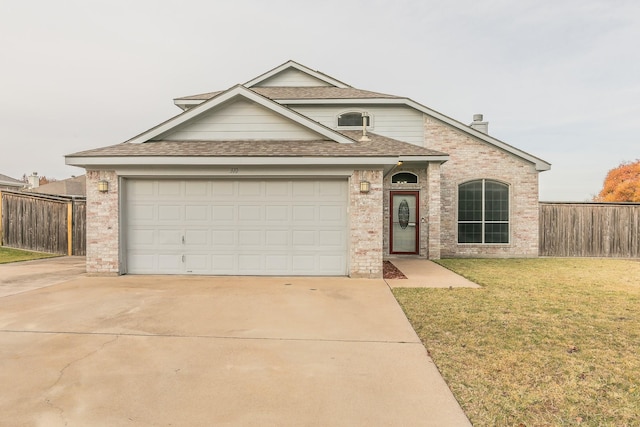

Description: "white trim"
112 167 360 178
66 156 407 167
125 85 357 145
245 60 350 88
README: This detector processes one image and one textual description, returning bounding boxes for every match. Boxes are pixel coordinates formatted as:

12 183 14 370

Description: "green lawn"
393 258 640 427
0 246 57 264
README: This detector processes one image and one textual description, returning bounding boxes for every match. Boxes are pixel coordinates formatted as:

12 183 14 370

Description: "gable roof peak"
245 60 352 89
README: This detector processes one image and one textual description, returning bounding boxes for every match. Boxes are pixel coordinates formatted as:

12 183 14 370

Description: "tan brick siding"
350 169 383 278
424 116 540 257
86 170 120 274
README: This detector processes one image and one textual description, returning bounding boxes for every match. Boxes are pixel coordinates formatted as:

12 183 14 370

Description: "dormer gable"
245 60 350 88
127 85 356 145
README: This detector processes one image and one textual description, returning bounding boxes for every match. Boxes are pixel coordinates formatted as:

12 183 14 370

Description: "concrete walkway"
0 259 472 426
385 258 481 288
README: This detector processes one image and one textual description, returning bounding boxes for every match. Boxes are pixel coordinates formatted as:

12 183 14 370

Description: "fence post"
67 201 73 256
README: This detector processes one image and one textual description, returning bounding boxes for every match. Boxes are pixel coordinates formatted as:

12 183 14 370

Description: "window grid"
337 112 371 128
458 179 509 244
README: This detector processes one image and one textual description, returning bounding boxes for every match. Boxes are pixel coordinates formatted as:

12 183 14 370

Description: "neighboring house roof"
0 174 24 189
29 175 86 196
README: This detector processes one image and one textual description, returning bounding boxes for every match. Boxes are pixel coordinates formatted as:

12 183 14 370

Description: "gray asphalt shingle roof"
176 87 402 101
67 131 447 159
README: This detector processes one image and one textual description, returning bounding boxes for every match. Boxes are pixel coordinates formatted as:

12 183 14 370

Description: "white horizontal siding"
254 69 333 87
290 105 425 146
161 99 322 141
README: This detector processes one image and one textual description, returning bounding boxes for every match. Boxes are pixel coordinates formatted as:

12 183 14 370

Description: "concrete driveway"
0 262 471 426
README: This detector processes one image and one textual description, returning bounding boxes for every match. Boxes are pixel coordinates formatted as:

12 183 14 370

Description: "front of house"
66 61 550 278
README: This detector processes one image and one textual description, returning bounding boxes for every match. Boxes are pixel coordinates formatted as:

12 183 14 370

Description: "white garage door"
124 179 348 275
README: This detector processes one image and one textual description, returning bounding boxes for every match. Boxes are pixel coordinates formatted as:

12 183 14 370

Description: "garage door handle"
182 236 185 244
182 254 185 263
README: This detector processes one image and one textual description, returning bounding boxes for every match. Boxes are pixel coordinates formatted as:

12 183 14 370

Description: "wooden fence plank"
540 202 640 258
1 191 86 255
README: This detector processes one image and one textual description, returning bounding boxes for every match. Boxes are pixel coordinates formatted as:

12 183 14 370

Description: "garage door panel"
265 230 288 246
319 255 345 272
319 230 344 247
265 205 288 221
292 205 315 221
185 254 210 273
185 205 208 221
319 205 343 222
319 180 345 196
212 205 234 221
293 230 316 246
212 254 236 274
185 230 209 246
238 254 264 273
238 205 262 221
238 181 261 197
158 205 181 221
129 180 154 196
212 230 235 247
238 230 263 247
126 179 347 275
212 181 234 197
185 181 208 196
158 181 181 196
292 255 315 272
129 205 155 222
157 254 183 272
265 181 288 196
265 255 289 273
292 181 315 196
129 229 155 246
158 229 182 246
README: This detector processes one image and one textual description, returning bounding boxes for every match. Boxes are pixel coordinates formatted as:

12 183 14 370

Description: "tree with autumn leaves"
595 160 640 202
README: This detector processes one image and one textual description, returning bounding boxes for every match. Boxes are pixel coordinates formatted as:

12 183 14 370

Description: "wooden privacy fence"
0 190 86 255
540 202 640 258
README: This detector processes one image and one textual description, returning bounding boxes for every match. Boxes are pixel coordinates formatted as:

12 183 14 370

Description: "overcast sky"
1 0 638 201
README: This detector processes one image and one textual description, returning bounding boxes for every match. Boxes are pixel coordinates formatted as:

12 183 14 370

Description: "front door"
390 191 419 254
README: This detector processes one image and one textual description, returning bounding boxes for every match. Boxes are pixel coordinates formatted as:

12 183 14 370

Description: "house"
0 174 25 191
66 60 550 278
29 175 86 197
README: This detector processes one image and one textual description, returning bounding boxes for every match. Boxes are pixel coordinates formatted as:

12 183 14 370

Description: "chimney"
470 113 489 134
28 172 40 189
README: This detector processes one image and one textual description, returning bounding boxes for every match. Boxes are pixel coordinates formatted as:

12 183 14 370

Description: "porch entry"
390 191 419 254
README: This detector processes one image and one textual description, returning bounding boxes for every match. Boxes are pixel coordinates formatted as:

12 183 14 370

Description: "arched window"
458 179 509 244
337 112 371 127
391 172 418 184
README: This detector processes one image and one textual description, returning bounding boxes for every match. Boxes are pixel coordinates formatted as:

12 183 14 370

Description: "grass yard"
0 246 57 264
393 258 640 427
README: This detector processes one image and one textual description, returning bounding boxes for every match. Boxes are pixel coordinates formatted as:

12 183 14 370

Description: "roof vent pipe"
359 112 370 142
470 113 489 134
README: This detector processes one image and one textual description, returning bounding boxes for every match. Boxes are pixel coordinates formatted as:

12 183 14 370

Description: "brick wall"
350 169 383 278
86 170 120 274
424 116 540 257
